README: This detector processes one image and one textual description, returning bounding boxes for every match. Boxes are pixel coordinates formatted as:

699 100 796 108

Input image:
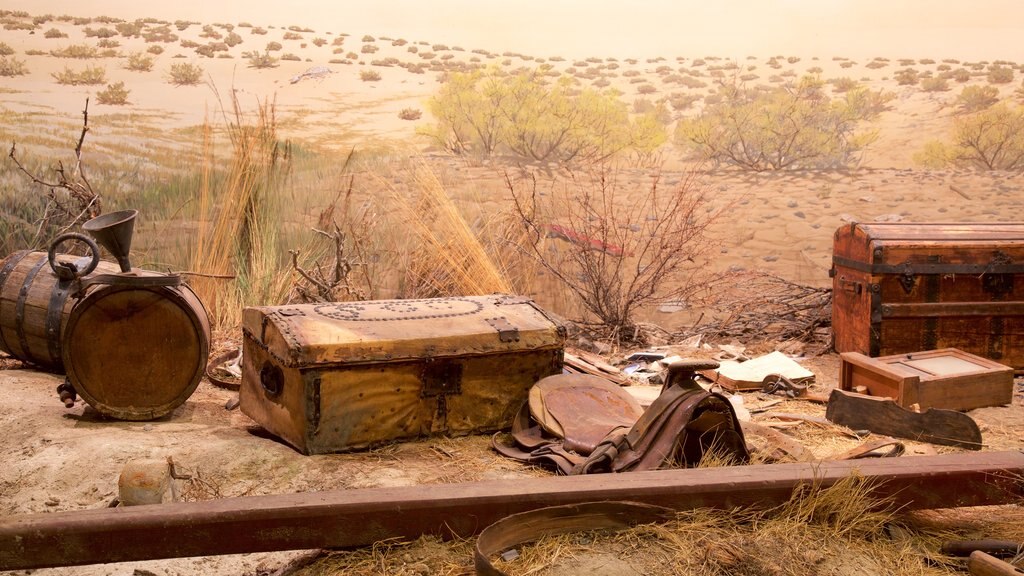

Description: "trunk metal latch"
486 317 520 343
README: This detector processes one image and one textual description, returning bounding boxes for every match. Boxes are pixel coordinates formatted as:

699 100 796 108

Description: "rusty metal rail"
2 451 1023 570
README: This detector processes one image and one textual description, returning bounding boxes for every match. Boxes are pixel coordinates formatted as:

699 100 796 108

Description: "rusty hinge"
486 316 520 343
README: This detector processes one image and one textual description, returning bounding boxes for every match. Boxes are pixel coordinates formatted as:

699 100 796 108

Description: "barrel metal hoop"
46 279 74 366
16 257 49 360
0 251 30 354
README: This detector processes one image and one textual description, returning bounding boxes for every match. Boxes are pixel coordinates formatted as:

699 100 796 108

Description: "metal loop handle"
48 233 101 281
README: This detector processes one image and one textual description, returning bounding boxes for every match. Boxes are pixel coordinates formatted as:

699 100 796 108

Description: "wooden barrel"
0 250 119 370
62 279 210 420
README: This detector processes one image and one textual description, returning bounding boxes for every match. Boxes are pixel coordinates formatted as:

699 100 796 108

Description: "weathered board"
2 451 1023 570
825 389 983 449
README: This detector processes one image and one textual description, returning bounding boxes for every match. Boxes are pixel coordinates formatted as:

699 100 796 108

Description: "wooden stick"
2 451 1023 570
968 550 1024 576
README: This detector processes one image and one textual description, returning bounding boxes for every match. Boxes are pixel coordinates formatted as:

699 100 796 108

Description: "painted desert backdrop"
1 1 1023 574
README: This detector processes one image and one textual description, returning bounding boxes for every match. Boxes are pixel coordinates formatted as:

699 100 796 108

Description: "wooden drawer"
839 348 1013 411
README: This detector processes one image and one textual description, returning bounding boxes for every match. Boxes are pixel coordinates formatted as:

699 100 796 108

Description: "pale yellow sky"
8 0 1023 61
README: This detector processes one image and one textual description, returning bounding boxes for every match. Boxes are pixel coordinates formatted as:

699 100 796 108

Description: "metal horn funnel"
83 209 138 273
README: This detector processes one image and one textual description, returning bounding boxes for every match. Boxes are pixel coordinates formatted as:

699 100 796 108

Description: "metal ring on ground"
474 501 676 576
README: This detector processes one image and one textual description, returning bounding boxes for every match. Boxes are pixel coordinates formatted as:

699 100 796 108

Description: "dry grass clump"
187 93 291 333
50 43 99 59
0 56 27 77
389 164 513 298
295 475 971 576
95 81 130 105
166 61 203 86
51 65 105 85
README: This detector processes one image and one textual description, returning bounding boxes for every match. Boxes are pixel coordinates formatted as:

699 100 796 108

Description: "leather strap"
474 501 676 576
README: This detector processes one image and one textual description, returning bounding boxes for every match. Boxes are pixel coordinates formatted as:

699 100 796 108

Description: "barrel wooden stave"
0 250 118 369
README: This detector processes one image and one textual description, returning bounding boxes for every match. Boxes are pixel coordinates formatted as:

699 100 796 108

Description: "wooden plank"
825 389 983 449
2 451 1023 570
882 302 1024 318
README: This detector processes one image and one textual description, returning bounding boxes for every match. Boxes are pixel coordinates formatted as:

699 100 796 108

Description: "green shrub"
51 65 106 85
125 51 154 71
44 27 67 39
167 61 203 85
921 77 949 92
676 77 884 170
96 81 130 104
956 85 1000 113
423 68 665 162
360 69 381 81
917 104 1024 170
0 56 28 76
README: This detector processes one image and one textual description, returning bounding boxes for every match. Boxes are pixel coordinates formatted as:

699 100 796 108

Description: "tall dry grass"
388 162 515 298
186 91 295 334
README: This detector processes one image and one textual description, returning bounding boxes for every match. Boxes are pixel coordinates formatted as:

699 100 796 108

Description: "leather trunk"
831 222 1024 369
240 295 566 454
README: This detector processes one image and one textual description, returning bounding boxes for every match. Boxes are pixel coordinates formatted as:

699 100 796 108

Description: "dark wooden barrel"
62 279 210 420
0 250 119 370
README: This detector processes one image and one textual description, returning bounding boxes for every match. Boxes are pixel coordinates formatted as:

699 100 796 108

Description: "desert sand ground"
1 4 1024 576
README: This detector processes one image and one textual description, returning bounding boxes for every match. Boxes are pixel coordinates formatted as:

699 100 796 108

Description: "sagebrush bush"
921 77 949 92
166 61 203 85
96 81 130 104
0 55 28 76
360 69 381 81
244 50 278 68
956 85 1000 113
361 44 379 54
283 31 302 40
44 27 66 39
988 65 1014 84
312 37 326 47
895 68 919 85
50 43 99 59
0 42 13 56
83 26 116 38
398 107 422 120
224 32 243 47
51 65 106 85
830 77 859 93
281 53 300 61
917 103 1024 170
251 27 267 35
125 51 154 71
676 76 887 170
266 41 282 52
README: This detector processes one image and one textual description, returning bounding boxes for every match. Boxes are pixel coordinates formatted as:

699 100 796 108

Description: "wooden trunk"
0 250 119 369
840 349 1014 411
831 222 1024 369
240 295 566 454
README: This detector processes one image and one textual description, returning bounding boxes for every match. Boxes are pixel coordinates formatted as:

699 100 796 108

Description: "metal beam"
2 451 1023 570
